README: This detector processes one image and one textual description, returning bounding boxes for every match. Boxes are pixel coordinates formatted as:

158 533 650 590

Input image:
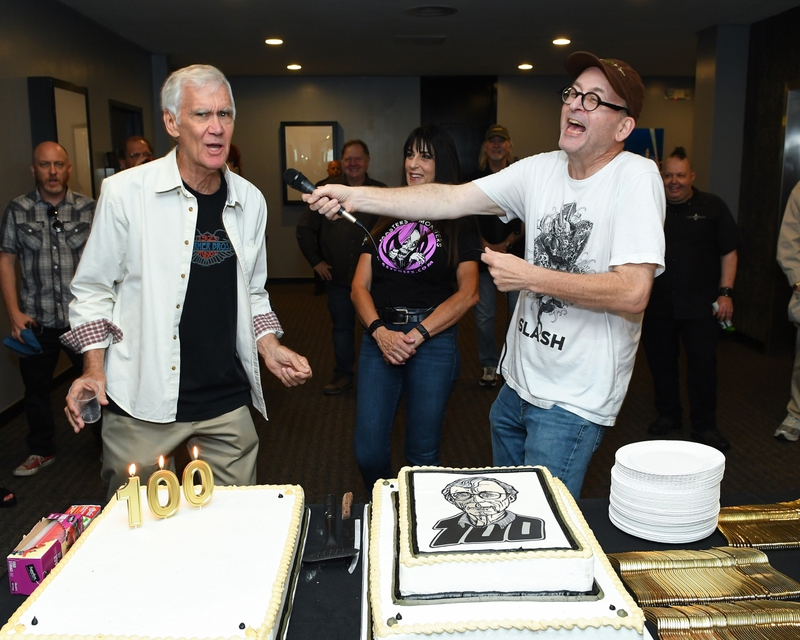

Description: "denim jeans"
474 271 520 368
489 384 605 497
326 282 356 378
354 324 460 490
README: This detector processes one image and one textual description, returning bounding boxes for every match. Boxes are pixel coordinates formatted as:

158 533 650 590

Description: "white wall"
640 77 697 162
228 76 420 279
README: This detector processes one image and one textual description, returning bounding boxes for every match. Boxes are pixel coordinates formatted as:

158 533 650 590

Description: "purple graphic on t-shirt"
378 221 439 272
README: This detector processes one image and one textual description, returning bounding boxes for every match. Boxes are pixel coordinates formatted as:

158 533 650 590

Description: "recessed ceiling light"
553 38 571 46
287 64 302 71
265 38 283 46
518 63 533 71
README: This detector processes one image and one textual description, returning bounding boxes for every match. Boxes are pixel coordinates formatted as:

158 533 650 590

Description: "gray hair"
160 64 236 124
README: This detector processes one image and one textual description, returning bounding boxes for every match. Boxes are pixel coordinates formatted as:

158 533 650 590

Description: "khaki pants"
101 405 258 501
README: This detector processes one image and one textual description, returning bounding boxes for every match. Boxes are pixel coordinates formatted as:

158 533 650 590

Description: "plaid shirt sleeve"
253 311 283 340
60 318 124 353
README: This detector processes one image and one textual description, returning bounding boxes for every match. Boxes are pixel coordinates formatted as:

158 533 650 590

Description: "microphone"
283 168 357 224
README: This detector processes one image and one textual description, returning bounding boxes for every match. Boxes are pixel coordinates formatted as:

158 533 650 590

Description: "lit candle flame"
129 464 136 477
193 446 199 460
158 455 165 470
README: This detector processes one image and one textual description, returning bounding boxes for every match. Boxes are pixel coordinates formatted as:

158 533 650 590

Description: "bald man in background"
0 142 96 476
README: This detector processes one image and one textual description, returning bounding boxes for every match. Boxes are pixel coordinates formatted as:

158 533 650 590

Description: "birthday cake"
0 484 306 640
370 466 646 638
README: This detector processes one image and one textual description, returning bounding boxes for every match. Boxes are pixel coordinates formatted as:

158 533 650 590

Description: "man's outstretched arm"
304 181 504 221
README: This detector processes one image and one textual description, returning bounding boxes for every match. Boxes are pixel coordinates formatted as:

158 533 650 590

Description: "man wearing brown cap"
304 52 665 497
471 125 524 389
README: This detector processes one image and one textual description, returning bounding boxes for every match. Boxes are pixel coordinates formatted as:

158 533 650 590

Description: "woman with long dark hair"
351 124 480 490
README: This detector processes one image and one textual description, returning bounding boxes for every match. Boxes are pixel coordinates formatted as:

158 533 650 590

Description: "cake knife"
303 493 357 563
341 492 361 573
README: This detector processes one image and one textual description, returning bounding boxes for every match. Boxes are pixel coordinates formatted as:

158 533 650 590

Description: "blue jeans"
326 282 356 378
354 324 460 490
474 271 520 368
489 384 605 497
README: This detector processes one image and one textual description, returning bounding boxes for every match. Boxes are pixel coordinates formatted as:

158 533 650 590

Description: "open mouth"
566 118 586 134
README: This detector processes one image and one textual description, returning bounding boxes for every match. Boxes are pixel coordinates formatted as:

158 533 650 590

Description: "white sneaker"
479 366 497 388
774 414 800 442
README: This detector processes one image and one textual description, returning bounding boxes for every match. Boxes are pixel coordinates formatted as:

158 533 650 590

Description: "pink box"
7 505 102 595
7 523 64 596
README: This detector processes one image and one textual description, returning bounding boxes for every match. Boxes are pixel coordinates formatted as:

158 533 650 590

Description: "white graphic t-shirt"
475 150 665 425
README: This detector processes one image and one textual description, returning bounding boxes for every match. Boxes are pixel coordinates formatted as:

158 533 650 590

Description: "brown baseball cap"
565 52 644 120
484 124 510 141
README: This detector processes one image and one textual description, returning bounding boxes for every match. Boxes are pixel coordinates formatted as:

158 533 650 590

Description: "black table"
2 495 799 638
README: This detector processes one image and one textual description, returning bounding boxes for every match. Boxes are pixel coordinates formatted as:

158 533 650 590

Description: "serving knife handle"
342 491 353 520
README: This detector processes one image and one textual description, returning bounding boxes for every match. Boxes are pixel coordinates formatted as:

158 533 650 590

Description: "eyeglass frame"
450 490 507 501
46 205 64 233
128 150 153 160
561 86 630 116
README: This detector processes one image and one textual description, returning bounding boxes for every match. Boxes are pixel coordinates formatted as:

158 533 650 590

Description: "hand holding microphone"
283 168 357 223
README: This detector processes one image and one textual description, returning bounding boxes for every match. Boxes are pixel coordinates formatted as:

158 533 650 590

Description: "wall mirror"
28 77 95 198
280 121 340 205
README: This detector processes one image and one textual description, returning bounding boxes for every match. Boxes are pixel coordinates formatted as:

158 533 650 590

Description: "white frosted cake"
1 484 306 640
370 466 646 639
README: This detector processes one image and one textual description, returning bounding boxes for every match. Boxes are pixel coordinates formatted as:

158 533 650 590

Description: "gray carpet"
1 281 798 567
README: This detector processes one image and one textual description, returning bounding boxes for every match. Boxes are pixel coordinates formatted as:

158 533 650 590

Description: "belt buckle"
396 307 410 324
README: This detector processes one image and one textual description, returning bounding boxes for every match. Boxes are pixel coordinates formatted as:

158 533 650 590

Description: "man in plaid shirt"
0 141 95 477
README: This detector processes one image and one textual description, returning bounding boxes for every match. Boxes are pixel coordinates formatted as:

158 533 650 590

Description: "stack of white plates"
609 440 725 544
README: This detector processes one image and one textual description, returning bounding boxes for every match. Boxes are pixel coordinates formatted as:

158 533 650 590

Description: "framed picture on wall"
280 121 340 205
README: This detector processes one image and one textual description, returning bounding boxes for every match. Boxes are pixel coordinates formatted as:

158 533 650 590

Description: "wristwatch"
718 287 733 297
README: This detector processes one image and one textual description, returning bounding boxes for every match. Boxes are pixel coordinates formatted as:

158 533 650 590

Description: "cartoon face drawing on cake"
430 476 546 548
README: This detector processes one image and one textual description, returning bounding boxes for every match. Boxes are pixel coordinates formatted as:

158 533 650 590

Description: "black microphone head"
283 168 316 195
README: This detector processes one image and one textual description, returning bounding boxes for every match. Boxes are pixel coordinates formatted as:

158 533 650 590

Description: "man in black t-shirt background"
641 147 738 452
471 125 524 389
296 140 385 395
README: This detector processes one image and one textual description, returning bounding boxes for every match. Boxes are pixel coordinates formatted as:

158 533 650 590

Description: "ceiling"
58 0 800 78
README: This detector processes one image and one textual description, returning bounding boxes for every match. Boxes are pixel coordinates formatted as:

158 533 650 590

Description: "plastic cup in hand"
69 378 102 424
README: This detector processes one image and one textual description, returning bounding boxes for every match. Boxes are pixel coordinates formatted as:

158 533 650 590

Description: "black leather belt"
377 306 434 325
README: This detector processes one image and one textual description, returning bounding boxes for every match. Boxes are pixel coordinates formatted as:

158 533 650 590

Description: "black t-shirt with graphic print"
176 178 250 421
361 219 480 310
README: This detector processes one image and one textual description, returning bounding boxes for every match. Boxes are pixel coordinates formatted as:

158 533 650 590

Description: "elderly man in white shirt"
63 64 311 499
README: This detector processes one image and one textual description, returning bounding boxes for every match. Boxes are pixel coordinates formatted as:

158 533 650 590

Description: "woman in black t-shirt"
351 124 480 490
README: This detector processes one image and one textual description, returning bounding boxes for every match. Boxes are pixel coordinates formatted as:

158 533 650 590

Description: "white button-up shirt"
62 147 281 423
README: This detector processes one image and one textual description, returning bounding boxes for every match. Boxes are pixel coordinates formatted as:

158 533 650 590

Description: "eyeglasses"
129 151 153 160
47 206 64 233
451 491 506 501
561 87 630 116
